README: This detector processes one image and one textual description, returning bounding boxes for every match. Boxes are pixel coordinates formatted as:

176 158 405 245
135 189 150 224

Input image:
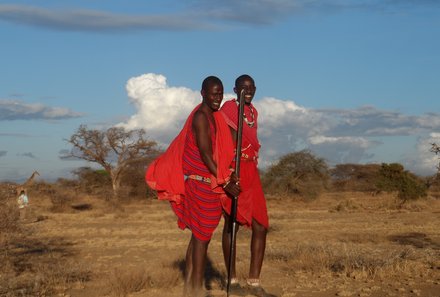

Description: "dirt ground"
8 192 440 297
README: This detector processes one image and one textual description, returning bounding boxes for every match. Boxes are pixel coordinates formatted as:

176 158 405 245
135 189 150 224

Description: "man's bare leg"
191 235 209 297
183 237 194 296
249 219 267 279
246 219 279 297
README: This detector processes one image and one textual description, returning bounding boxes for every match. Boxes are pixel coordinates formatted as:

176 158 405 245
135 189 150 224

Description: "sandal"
246 279 278 297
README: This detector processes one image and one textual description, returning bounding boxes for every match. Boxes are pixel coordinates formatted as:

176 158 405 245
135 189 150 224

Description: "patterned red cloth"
146 105 235 241
220 99 269 229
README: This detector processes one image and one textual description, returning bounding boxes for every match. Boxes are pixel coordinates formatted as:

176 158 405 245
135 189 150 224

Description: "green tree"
376 163 427 203
262 150 329 200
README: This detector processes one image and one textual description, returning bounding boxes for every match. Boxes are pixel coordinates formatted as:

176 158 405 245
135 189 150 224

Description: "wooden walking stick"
226 89 246 297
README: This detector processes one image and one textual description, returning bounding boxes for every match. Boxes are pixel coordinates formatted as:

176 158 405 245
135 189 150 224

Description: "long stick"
226 89 246 296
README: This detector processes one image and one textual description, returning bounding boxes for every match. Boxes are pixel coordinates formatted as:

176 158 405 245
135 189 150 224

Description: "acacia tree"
63 125 161 197
262 150 329 200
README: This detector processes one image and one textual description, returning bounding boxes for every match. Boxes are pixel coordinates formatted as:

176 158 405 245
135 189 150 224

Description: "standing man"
146 76 240 297
220 74 275 297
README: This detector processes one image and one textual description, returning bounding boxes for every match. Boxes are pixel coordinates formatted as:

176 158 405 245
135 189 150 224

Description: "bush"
262 150 329 200
71 165 155 201
376 163 427 203
73 167 112 196
330 163 381 192
0 197 20 235
117 161 156 200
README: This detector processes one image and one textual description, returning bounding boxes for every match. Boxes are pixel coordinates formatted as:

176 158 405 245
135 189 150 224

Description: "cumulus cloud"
404 132 440 176
118 73 202 144
0 99 83 121
119 73 440 175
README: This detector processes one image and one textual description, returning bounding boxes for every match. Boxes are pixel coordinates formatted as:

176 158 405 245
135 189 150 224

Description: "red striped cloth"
145 105 235 241
170 117 222 241
145 104 234 203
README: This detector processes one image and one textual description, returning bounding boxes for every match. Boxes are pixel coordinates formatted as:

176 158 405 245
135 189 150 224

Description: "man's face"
235 78 256 104
202 83 224 111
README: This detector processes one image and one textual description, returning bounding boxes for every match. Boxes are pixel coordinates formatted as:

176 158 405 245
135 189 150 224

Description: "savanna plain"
1 184 439 297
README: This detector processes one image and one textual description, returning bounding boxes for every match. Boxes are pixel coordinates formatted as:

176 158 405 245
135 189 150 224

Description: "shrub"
0 197 20 234
262 150 329 200
330 163 381 192
73 167 112 196
71 165 155 201
376 163 427 203
117 161 156 200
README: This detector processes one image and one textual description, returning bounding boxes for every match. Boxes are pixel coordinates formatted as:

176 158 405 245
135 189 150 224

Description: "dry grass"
107 264 181 297
1 182 439 297
0 183 91 297
108 267 151 297
0 234 91 297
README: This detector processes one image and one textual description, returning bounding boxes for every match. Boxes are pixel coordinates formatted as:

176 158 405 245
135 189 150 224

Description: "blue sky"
1 0 440 182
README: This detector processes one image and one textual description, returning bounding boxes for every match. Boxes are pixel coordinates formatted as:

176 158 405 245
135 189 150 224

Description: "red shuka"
220 99 269 229
145 105 235 240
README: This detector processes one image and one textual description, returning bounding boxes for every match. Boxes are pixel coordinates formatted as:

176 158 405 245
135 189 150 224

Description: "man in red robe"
146 76 240 297
220 74 275 297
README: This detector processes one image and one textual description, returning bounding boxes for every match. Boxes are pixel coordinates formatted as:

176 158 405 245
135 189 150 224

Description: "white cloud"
308 135 371 148
119 73 201 144
416 113 440 129
119 73 440 176
0 99 83 121
404 132 440 176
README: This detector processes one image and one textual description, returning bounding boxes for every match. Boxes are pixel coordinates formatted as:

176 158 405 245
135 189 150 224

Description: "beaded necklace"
243 105 255 127
236 100 255 127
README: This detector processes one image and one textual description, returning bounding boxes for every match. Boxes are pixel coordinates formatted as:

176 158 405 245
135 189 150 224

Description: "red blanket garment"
220 99 269 229
145 104 235 204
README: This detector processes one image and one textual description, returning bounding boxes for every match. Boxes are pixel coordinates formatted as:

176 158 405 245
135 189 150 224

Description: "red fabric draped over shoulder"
145 105 235 203
220 99 261 153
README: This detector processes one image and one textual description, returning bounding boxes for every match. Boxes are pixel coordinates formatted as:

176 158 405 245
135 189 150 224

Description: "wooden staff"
226 88 246 296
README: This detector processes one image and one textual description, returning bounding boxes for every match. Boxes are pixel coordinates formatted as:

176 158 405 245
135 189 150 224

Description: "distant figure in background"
17 190 29 219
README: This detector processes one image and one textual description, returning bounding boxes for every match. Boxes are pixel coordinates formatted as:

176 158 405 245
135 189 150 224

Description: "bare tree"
63 125 161 197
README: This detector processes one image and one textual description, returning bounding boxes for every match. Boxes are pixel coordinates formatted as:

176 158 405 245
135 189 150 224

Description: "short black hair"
235 74 254 88
202 76 223 91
